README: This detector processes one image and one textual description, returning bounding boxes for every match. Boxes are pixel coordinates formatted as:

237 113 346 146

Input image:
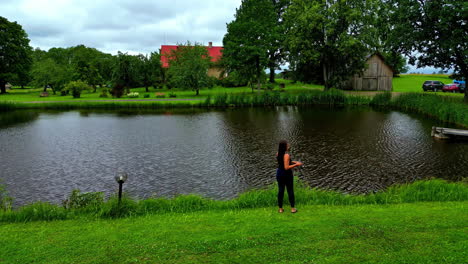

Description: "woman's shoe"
291 208 298 213
278 208 284 213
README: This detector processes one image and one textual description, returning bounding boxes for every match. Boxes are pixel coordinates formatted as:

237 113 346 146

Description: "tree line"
0 0 466 100
222 0 466 100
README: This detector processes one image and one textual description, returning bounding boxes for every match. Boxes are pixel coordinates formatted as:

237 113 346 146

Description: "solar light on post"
115 172 128 205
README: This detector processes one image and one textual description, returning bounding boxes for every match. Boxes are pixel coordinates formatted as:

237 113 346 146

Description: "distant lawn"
393 74 454 93
0 202 466 263
0 75 464 103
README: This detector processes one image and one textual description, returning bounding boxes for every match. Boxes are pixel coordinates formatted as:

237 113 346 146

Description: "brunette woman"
276 140 302 213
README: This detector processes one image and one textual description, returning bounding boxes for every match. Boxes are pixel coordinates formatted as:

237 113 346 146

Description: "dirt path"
18 98 203 104
344 91 403 97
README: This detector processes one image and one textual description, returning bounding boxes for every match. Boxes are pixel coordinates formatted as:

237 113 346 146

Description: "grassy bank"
391 93 468 127
1 179 467 223
0 201 466 263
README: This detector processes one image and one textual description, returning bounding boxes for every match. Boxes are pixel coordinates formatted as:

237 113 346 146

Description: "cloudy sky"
1 0 445 73
1 0 241 54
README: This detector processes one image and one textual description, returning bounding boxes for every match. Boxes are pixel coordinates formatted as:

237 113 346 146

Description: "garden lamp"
115 172 128 204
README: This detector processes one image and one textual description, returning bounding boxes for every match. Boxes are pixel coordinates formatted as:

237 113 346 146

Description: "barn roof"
160 44 223 68
366 53 395 73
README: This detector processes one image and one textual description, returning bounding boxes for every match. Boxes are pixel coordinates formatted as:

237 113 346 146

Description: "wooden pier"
431 127 468 140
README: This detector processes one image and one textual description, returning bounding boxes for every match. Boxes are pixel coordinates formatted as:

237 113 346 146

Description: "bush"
169 92 177 98
370 92 392 106
143 94 150 98
99 88 109 98
62 190 104 210
111 83 125 98
155 93 165 98
64 80 90 98
265 83 274 90
220 71 249 87
207 77 218 89
127 92 139 98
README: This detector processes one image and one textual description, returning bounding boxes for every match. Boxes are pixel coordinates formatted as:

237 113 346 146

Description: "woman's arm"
283 154 302 170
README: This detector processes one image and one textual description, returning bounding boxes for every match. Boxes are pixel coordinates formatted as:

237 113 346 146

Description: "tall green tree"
387 0 468 101
0 16 33 94
167 42 211 96
138 52 163 92
31 58 72 94
284 0 378 90
223 0 281 88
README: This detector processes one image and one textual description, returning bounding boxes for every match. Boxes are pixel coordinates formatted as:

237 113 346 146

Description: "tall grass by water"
0 179 466 222
1 89 466 126
391 93 468 127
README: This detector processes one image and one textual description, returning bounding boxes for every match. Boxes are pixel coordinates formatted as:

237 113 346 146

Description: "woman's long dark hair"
277 140 288 167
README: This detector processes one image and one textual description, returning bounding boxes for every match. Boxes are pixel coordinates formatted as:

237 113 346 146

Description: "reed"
391 93 468 127
0 179 466 222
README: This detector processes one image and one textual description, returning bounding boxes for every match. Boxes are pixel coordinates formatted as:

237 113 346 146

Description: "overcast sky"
1 0 241 55
1 0 445 73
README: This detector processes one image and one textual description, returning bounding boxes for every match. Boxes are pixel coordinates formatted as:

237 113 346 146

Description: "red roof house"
160 42 223 68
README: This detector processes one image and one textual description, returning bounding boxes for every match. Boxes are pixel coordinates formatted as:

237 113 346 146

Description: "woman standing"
276 140 303 213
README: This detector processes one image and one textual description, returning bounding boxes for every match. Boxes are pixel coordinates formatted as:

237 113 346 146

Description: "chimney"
208 42 213 48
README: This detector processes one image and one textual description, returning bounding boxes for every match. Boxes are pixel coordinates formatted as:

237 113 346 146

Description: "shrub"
370 92 392 106
265 83 274 90
220 71 249 87
99 88 109 98
169 92 177 98
207 77 218 89
127 92 139 98
62 190 104 210
111 83 125 98
143 94 150 98
155 93 165 98
64 80 90 98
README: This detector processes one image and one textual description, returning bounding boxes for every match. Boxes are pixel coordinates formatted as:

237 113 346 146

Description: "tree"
0 16 33 94
138 52 163 92
284 0 378 90
64 80 90 98
223 0 280 89
167 42 211 96
387 0 468 101
75 61 102 92
31 58 72 94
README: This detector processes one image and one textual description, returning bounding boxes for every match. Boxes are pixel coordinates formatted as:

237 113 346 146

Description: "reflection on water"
0 108 466 206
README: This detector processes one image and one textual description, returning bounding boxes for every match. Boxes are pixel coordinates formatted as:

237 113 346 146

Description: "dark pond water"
0 107 467 206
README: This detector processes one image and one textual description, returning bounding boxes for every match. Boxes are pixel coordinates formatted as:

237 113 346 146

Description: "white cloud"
1 0 241 54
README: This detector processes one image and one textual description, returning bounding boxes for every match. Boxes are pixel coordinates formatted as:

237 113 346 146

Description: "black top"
277 153 294 170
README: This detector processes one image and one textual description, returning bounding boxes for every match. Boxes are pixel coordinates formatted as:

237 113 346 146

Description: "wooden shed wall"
350 55 393 91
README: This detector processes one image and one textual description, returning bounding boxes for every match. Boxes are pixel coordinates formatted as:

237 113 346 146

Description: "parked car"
453 79 466 93
442 83 461 93
422 80 444 92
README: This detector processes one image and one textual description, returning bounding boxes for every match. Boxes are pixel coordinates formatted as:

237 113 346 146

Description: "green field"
1 74 463 103
0 202 466 263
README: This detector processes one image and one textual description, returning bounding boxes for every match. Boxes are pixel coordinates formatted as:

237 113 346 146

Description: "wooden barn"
346 54 394 91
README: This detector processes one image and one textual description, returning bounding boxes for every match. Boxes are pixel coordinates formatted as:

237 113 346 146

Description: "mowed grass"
393 74 461 94
2 81 323 102
3 74 463 103
0 202 466 264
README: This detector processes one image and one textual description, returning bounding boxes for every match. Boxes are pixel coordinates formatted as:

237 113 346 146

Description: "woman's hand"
294 161 303 167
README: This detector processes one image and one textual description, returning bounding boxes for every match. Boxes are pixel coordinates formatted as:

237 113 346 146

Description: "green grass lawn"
0 202 466 263
3 74 464 103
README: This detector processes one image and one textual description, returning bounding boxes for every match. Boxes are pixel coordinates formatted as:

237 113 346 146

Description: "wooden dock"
431 127 468 140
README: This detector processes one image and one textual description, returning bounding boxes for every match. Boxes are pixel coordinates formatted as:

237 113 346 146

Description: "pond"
0 107 466 206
